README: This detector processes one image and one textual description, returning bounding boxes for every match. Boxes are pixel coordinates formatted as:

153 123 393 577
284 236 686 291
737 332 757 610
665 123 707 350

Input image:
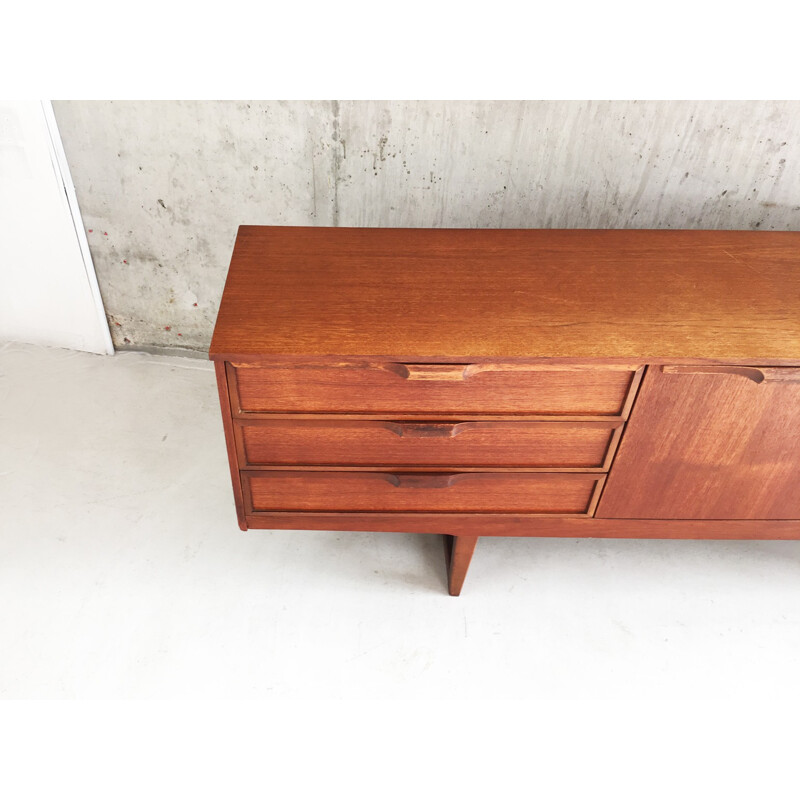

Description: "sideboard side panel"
214 360 247 530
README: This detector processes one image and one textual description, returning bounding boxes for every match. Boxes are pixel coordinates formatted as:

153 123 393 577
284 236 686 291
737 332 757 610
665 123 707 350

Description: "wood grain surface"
244 471 603 515
598 365 800 519
242 514 800 539
444 535 479 596
230 361 640 416
238 419 622 470
209 226 800 361
214 361 246 530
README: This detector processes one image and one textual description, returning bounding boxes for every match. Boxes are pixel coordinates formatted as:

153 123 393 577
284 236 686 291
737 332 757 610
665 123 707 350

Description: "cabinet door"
597 366 800 519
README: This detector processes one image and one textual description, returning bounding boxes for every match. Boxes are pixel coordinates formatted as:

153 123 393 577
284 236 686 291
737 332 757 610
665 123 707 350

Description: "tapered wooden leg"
443 535 479 596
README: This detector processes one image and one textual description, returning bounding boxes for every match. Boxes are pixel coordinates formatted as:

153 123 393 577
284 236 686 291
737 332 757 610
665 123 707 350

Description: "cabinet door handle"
381 422 462 438
662 366 800 384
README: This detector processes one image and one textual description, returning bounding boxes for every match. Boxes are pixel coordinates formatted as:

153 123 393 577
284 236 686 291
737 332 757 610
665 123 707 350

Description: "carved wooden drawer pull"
387 364 470 381
381 473 462 489
380 422 462 438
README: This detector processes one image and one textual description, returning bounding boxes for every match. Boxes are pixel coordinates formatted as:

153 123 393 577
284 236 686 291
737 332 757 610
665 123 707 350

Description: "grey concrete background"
52 100 800 354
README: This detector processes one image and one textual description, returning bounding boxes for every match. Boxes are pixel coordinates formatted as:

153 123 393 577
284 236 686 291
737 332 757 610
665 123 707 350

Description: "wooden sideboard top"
209 226 800 361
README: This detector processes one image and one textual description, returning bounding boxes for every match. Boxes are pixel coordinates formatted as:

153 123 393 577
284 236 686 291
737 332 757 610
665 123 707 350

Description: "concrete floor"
3 342 800 786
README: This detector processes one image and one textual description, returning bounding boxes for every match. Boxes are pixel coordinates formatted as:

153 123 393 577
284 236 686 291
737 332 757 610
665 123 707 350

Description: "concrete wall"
53 100 800 354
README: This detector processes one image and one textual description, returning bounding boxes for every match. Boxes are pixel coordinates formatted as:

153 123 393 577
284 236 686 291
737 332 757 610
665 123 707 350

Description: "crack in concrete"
331 100 342 226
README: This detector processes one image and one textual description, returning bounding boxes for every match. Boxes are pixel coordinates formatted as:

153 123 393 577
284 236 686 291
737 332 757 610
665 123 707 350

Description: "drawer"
230 362 642 417
244 471 605 515
239 419 623 469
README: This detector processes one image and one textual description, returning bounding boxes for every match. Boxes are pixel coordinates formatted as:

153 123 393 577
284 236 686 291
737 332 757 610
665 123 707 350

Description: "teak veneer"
210 226 800 595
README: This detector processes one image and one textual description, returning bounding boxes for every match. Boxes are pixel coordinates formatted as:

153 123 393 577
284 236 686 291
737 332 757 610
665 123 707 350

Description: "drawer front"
244 471 604 515
239 419 622 469
231 362 641 417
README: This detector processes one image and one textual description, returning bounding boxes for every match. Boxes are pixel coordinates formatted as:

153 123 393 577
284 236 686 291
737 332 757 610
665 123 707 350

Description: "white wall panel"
0 101 112 354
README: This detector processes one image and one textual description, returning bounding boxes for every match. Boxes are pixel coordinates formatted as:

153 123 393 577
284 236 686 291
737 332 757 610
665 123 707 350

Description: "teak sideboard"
210 226 800 595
